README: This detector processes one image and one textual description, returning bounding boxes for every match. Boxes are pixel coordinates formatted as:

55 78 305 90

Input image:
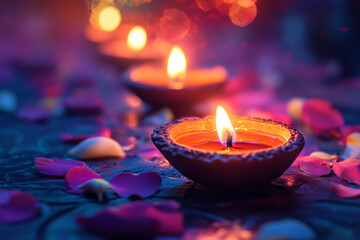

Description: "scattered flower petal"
60 127 111 143
65 166 101 194
298 156 332 177
0 90 16 112
340 125 360 144
109 172 161 198
309 151 337 161
256 218 316 240
332 158 360 185
68 137 125 159
286 97 304 121
63 94 103 114
331 182 360 198
347 132 360 147
76 201 184 238
301 99 344 134
34 157 88 177
0 190 41 223
78 179 113 202
17 104 51 122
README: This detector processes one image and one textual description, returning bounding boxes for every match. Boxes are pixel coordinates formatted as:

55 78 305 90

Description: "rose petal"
34 157 88 177
68 137 125 159
332 158 360 185
0 190 41 223
301 99 344 134
78 179 113 202
76 201 184 238
298 156 332 177
63 94 103 114
65 166 101 194
109 172 161 198
331 182 360 198
77 208 158 239
257 218 316 240
309 151 337 161
17 104 51 122
60 127 111 143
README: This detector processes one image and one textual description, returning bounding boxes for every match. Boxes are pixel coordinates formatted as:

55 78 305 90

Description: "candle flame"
127 26 147 51
216 105 236 146
98 6 121 32
167 45 186 89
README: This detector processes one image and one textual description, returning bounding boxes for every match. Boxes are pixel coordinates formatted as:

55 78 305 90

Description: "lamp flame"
127 26 147 51
167 45 186 89
98 6 121 32
216 105 236 146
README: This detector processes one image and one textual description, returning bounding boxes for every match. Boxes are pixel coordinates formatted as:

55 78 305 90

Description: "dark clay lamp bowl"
152 117 304 190
123 65 227 109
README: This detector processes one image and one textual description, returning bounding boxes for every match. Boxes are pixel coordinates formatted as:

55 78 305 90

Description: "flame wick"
226 130 233 148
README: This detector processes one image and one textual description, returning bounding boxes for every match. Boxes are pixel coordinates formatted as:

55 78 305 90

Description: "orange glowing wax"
129 46 227 89
176 106 285 153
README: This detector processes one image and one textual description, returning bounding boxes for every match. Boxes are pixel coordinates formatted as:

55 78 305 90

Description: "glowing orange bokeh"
127 26 147 51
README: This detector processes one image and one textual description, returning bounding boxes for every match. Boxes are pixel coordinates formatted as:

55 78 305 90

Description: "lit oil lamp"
124 46 227 111
98 25 164 68
152 106 304 190
84 6 123 44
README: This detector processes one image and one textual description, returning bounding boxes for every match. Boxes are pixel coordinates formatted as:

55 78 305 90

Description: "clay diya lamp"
124 46 227 112
152 106 304 190
99 25 164 69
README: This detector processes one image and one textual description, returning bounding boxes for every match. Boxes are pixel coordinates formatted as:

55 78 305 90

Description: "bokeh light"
98 6 121 31
229 0 257 27
127 26 147 51
157 8 191 42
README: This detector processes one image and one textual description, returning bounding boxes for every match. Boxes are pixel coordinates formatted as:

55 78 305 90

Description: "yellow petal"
68 137 125 159
309 151 337 161
78 178 113 202
347 132 360 148
286 98 305 120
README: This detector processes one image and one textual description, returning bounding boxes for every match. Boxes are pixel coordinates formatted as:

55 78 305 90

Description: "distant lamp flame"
98 6 121 32
216 105 236 147
127 26 147 51
167 45 186 89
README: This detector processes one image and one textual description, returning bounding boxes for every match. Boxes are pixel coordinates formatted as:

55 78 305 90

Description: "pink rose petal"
76 201 184 238
63 94 103 114
17 104 51 122
77 208 159 239
34 157 88 177
109 172 162 198
60 127 111 143
331 182 360 198
0 190 41 223
332 158 360 185
298 156 332 177
65 166 101 194
301 99 344 134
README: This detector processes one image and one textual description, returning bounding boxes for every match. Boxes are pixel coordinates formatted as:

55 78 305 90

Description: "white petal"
68 137 125 159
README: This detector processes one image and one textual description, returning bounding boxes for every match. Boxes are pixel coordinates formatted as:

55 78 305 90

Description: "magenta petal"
77 208 159 239
17 104 51 122
109 172 161 198
332 158 360 185
34 157 88 177
331 182 360 198
65 166 101 194
301 99 344 134
60 127 111 143
298 156 332 177
0 190 41 223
